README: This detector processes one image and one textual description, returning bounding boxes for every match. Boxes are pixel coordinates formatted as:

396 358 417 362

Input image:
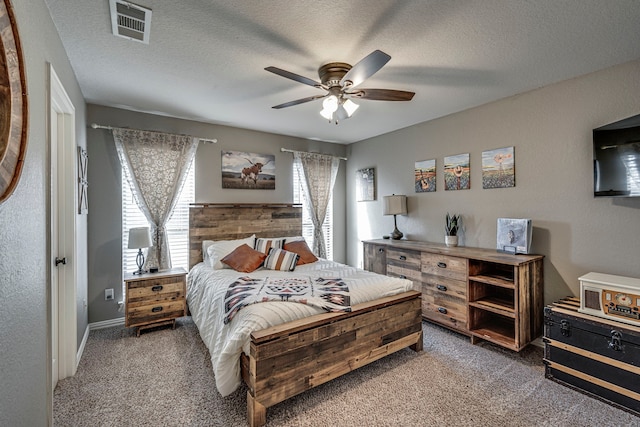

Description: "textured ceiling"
45 0 640 144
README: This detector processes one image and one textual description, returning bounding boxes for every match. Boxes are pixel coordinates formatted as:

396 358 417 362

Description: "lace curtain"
113 129 198 270
293 152 340 258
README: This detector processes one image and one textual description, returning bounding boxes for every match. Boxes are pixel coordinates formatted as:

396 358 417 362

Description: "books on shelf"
497 218 532 254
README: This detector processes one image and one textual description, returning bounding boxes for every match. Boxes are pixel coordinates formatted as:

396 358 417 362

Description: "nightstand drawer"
127 300 186 326
421 253 467 281
127 277 185 303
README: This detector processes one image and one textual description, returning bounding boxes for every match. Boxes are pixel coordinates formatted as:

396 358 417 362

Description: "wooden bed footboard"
241 290 423 427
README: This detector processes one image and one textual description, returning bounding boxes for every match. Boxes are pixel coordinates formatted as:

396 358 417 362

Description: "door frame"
48 64 77 392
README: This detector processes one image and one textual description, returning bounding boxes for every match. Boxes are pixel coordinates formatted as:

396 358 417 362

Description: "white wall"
0 0 87 424
87 105 347 323
346 59 640 304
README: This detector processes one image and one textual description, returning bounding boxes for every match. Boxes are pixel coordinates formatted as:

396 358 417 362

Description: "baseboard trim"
76 324 90 368
89 317 125 330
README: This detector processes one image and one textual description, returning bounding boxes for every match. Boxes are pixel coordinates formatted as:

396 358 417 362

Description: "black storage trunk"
544 297 640 416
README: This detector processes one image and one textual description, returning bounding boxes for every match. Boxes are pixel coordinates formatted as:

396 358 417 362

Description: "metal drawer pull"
399 275 407 279
151 285 163 292
378 248 384 253
437 284 447 292
437 307 447 314
151 306 163 313
437 262 447 268
399 255 406 261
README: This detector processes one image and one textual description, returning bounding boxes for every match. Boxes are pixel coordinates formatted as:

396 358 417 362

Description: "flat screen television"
593 114 640 197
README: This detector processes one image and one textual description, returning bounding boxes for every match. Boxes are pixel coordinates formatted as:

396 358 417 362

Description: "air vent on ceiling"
109 0 152 44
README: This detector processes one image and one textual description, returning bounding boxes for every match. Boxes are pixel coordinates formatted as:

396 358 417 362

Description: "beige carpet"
54 318 638 426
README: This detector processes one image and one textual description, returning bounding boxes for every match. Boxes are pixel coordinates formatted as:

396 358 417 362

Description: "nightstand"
124 267 187 336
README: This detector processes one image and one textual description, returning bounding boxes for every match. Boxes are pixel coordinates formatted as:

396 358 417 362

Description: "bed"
187 203 422 427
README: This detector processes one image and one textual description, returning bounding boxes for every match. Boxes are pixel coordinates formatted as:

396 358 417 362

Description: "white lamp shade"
383 195 407 216
128 227 152 249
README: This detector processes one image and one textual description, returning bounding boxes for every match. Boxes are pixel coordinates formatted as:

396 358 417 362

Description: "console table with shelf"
363 239 544 351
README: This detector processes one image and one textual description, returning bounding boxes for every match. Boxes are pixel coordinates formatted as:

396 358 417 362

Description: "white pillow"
202 240 215 264
206 235 256 270
284 236 305 244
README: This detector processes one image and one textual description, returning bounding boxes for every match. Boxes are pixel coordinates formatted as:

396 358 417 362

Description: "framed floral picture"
444 153 470 191
356 167 376 201
482 146 515 189
415 159 436 193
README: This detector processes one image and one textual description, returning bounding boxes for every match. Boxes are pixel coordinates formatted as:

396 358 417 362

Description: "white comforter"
187 259 414 396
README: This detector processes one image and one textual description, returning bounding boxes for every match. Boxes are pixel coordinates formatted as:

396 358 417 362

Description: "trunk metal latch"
560 320 571 337
608 330 624 352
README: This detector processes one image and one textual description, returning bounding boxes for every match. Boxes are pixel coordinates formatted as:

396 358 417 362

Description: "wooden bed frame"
189 203 423 427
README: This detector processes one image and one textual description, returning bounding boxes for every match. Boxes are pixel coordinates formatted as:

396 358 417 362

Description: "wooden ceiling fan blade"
340 50 391 89
265 66 322 88
272 94 327 109
351 88 415 101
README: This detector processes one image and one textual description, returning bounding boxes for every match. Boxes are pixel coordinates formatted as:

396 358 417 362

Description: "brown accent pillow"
220 244 267 272
283 240 318 265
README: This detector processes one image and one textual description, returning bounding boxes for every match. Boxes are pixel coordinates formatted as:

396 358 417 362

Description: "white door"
49 65 77 394
50 103 59 392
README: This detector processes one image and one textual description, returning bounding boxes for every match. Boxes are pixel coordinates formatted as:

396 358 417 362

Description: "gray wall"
87 104 347 323
0 0 87 425
346 59 640 305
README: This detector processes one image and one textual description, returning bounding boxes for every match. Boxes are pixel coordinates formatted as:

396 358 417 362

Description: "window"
293 163 333 260
122 160 195 281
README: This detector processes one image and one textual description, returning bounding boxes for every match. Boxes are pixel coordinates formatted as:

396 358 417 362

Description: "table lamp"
128 226 152 275
383 194 407 240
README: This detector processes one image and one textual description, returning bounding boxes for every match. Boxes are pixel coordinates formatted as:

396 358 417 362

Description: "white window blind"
293 163 333 260
122 160 195 280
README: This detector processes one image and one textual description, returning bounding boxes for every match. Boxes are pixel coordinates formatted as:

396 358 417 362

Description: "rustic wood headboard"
188 203 302 269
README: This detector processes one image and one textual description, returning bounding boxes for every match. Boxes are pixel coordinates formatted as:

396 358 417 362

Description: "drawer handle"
151 285 163 292
399 255 406 261
437 284 447 292
151 306 163 313
399 275 407 279
437 307 448 314
378 248 385 253
437 262 447 268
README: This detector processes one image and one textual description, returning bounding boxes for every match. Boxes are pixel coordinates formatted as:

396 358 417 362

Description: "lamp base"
391 227 403 240
134 248 146 275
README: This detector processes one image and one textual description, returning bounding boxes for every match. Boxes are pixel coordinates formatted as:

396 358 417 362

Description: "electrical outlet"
105 288 114 301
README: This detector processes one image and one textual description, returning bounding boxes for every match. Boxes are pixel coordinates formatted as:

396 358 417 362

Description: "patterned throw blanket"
223 276 351 324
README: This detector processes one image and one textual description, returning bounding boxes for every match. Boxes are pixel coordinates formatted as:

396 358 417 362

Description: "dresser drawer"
421 289 467 330
421 253 467 281
387 248 421 270
387 264 421 289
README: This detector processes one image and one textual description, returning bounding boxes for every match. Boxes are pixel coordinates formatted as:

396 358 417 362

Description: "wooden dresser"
363 239 544 351
124 267 187 336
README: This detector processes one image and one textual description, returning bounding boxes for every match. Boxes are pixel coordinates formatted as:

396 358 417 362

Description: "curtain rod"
90 123 218 144
280 147 347 161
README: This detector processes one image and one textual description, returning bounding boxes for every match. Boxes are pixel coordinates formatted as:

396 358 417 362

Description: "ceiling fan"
265 50 415 124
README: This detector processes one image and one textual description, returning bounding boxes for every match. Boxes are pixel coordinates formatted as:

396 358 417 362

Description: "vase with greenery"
445 213 460 247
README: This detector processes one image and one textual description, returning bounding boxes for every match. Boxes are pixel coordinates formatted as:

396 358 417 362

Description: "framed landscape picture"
221 150 275 189
482 146 515 189
356 167 376 201
444 153 470 191
415 159 436 193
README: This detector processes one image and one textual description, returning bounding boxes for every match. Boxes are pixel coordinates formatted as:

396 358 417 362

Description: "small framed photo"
444 153 470 191
356 167 376 201
415 159 436 193
483 146 515 189
221 150 275 190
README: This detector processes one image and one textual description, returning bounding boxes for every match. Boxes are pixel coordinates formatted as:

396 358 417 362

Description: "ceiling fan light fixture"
319 107 334 121
343 99 359 117
322 95 339 113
